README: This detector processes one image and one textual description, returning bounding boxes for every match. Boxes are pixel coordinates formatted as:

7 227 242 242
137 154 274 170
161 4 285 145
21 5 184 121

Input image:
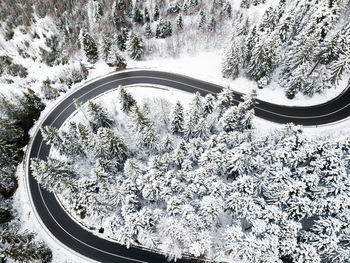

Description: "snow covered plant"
31 86 350 262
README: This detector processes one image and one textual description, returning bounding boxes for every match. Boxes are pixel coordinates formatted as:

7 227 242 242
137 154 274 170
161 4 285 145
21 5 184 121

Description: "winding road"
26 70 350 263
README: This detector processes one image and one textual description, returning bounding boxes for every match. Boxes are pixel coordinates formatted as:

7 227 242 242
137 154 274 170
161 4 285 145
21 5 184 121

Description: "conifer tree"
112 50 127 69
0 230 52 262
170 101 184 135
208 16 216 32
0 118 23 144
197 9 206 28
144 7 150 23
86 101 114 133
41 125 63 150
155 19 172 39
118 86 137 113
95 127 128 164
31 158 76 193
222 36 245 79
93 1 103 22
329 49 350 85
136 125 159 153
248 33 279 87
117 28 129 51
176 15 184 30
101 36 112 62
126 31 144 60
145 23 153 38
128 106 151 133
153 5 160 21
204 94 216 114
133 6 143 24
80 29 99 63
0 140 17 196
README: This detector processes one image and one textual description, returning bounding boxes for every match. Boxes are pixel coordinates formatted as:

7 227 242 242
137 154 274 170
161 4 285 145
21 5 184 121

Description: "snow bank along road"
26 70 350 263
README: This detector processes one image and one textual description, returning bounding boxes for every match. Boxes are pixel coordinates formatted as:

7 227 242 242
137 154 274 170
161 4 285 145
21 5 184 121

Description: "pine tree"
112 0 127 29
31 158 76 193
86 101 114 133
112 50 127 69
117 28 129 51
0 118 23 144
224 2 232 17
0 140 17 196
144 7 150 23
119 85 137 113
244 26 258 67
41 125 63 150
204 94 216 114
101 36 112 62
153 5 160 21
248 33 279 87
80 29 99 63
222 36 246 79
136 125 159 153
240 0 250 8
128 106 151 133
133 6 143 24
197 9 206 28
208 16 216 32
93 1 103 22
0 230 52 262
176 15 184 30
173 139 186 167
126 31 144 60
155 19 172 39
95 127 128 164
329 49 350 85
145 23 153 38
170 101 184 135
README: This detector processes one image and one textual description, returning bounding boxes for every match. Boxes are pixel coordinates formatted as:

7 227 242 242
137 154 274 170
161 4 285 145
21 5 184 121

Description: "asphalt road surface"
26 70 350 263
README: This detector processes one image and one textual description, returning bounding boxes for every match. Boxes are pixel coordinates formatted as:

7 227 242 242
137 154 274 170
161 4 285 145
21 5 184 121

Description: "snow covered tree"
240 0 250 8
208 16 216 32
222 36 245 79
93 0 103 22
0 118 23 144
31 158 76 193
0 140 17 196
80 29 98 63
144 7 150 23
117 28 129 51
85 101 114 133
95 127 128 164
329 49 350 85
248 33 279 87
197 9 206 28
220 91 256 132
100 36 112 62
136 125 159 153
133 6 143 24
155 19 172 39
170 101 184 135
145 23 153 38
118 85 137 113
153 5 160 21
126 31 144 60
204 94 216 114
176 15 184 30
128 106 151 133
111 50 127 70
0 230 52 262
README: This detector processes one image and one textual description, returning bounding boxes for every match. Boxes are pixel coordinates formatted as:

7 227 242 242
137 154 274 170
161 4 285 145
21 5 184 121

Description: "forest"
32 87 350 262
